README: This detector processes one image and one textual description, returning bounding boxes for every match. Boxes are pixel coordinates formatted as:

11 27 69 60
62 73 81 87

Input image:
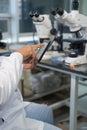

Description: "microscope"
51 0 87 65
29 11 53 43
29 11 64 52
29 11 60 61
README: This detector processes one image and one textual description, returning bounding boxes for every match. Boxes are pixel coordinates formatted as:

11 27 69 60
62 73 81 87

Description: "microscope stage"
65 55 87 65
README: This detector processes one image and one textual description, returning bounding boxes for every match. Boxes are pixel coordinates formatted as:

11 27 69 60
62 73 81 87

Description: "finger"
31 49 37 61
34 59 38 65
33 43 44 50
23 55 33 63
23 63 33 69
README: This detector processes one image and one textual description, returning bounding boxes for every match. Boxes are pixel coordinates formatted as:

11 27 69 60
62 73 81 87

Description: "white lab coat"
0 53 44 130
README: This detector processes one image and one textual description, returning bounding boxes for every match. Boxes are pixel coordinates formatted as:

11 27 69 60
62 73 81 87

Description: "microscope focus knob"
50 28 57 35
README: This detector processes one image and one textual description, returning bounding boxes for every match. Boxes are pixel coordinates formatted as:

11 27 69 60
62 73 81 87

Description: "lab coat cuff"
10 52 23 63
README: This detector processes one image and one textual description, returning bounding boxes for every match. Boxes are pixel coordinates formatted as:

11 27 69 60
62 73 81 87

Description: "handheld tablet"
36 41 51 62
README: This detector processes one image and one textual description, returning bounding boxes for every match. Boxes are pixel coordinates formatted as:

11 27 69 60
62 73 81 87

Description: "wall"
79 0 87 15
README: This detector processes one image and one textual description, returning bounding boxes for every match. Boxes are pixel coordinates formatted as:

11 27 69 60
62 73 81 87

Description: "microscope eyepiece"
29 11 34 17
51 8 64 16
34 12 39 17
56 8 64 16
29 11 40 18
51 9 57 15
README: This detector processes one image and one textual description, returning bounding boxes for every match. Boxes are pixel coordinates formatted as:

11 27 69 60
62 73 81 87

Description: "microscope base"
65 55 87 65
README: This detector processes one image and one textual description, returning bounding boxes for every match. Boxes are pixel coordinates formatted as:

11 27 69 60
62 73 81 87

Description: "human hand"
16 43 44 69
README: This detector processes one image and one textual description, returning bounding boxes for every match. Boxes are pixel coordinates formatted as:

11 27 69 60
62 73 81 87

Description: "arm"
0 52 23 104
0 43 44 105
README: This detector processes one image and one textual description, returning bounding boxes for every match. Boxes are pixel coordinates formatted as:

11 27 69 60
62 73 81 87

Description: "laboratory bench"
36 58 87 130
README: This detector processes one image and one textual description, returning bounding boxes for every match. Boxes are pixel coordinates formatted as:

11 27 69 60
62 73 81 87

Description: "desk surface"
0 49 11 56
37 59 87 79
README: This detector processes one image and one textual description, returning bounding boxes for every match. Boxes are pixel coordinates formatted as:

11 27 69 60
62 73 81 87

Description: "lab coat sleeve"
0 52 23 105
